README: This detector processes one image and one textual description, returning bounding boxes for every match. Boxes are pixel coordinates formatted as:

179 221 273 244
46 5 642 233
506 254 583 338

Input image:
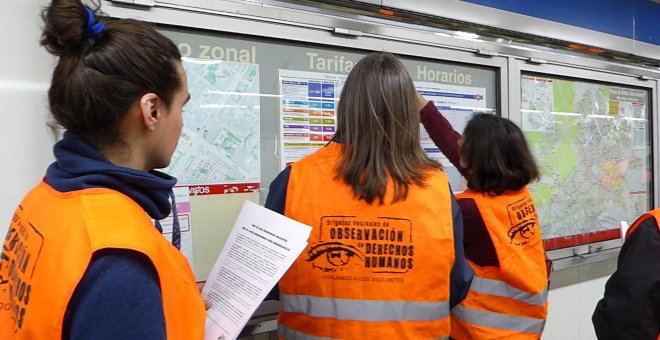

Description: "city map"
522 75 650 243
164 58 261 185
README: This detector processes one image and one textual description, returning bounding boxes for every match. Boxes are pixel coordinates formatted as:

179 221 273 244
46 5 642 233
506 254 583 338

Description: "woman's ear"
139 93 161 131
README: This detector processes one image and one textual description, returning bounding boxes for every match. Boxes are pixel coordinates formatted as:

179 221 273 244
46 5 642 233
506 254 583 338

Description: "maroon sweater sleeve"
457 198 499 267
419 101 469 179
420 100 499 267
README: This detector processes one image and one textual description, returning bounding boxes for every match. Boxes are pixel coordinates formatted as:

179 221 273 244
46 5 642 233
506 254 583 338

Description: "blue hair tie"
85 7 104 38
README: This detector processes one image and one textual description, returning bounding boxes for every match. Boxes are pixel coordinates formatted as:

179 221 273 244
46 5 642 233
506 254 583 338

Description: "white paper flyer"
202 200 312 340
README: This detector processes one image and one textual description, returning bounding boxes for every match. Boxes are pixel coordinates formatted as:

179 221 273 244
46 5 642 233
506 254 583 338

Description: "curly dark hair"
460 113 539 195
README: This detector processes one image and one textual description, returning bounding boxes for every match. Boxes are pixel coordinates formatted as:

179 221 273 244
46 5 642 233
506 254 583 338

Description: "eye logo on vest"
506 197 539 247
308 242 364 269
307 216 414 275
0 207 44 332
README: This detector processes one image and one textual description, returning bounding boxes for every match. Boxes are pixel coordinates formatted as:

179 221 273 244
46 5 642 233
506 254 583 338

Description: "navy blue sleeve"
265 167 291 215
449 187 474 308
263 167 291 301
63 249 166 340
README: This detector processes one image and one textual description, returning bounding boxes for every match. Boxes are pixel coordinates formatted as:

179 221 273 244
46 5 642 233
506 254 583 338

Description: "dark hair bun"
40 0 98 56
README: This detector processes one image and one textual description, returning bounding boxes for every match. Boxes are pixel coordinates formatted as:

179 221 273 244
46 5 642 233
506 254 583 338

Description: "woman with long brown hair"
266 52 472 339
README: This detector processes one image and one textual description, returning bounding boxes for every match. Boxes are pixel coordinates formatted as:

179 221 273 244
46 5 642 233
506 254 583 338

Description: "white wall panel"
0 0 54 239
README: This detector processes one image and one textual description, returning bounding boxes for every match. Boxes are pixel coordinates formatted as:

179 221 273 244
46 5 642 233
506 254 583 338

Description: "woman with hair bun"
0 1 205 339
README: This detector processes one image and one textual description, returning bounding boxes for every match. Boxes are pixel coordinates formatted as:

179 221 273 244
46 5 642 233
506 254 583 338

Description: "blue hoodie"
46 134 176 340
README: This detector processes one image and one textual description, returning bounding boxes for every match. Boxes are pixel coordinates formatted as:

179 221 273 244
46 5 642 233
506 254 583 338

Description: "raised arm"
417 94 468 178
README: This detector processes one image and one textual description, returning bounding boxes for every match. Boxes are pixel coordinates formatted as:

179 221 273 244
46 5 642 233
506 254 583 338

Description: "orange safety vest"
0 181 205 339
626 209 660 239
278 143 455 339
452 188 548 340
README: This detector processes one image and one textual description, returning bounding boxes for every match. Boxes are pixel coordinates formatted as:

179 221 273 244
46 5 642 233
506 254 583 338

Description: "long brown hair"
460 113 539 195
41 0 182 148
334 52 442 205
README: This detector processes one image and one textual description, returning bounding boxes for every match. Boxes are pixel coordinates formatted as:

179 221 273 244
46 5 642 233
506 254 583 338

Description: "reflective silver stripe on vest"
279 324 334 340
281 294 450 321
451 305 546 334
470 276 548 306
278 324 450 340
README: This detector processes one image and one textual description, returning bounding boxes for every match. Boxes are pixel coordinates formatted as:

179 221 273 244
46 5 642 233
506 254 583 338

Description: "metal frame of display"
102 0 659 336
105 0 659 279
510 62 657 269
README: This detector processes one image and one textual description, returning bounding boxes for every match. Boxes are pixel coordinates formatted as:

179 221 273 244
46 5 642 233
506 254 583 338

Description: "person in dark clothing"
592 210 660 340
0 1 205 339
